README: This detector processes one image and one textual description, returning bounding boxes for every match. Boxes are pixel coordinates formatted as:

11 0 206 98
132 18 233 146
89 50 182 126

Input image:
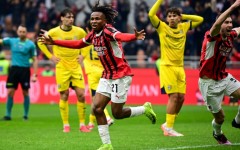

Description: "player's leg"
3 88 15 120
230 87 240 128
72 70 90 132
87 73 114 129
199 77 231 144
2 66 19 120
56 67 71 132
59 90 70 132
160 66 184 136
93 92 112 149
74 86 90 132
109 76 156 122
22 89 30 120
20 67 31 120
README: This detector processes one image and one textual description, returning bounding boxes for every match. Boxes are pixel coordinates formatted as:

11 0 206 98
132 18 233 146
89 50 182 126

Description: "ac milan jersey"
84 24 133 79
199 30 238 80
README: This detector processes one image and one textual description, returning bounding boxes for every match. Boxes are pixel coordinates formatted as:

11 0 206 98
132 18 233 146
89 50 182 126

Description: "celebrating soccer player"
198 0 240 145
37 8 90 133
39 1 157 149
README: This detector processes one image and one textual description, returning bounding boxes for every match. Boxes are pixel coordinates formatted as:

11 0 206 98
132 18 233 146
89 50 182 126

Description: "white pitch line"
156 143 240 150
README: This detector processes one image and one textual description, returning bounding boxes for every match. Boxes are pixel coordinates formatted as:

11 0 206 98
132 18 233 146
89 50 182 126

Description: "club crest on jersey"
95 47 106 56
219 41 232 56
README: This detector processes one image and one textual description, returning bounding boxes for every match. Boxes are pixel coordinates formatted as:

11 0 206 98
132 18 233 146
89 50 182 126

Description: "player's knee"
60 90 69 99
92 105 104 115
77 94 85 102
178 94 185 103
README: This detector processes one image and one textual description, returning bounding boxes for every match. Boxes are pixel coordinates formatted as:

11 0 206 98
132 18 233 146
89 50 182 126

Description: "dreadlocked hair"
92 0 118 24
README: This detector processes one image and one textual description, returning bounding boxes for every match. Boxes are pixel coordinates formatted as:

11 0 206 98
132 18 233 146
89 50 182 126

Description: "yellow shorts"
56 66 85 92
160 65 186 94
87 70 102 90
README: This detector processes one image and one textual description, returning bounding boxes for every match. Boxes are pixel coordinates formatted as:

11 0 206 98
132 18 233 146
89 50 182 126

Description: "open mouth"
91 25 97 29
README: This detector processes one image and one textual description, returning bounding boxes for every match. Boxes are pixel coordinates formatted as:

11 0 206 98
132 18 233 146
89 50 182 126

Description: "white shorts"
96 76 132 103
198 73 240 113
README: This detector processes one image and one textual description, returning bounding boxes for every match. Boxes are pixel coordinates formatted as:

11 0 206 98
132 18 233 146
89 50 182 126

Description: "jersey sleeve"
104 26 119 40
205 31 220 42
30 41 37 57
231 30 238 39
2 37 11 46
85 31 94 44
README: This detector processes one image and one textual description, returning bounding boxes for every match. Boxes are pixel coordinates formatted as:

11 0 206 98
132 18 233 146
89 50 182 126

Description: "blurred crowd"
1 0 240 68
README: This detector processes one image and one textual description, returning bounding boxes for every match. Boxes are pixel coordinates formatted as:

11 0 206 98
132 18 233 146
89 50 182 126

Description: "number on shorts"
111 84 118 93
230 78 237 83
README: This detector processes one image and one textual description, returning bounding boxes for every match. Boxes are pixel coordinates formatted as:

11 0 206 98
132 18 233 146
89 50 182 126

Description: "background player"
37 8 90 133
148 0 203 136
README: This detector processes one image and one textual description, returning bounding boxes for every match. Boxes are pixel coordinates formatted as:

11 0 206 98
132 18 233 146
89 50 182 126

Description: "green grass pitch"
0 104 240 150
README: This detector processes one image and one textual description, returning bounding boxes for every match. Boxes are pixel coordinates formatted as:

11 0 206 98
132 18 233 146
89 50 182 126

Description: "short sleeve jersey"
199 30 238 80
156 20 191 66
48 26 87 70
3 37 36 67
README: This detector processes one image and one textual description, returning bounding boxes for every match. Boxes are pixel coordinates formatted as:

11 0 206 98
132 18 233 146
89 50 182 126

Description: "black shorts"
6 66 30 90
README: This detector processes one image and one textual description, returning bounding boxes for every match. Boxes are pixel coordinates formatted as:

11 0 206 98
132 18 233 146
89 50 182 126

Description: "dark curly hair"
166 7 181 16
92 0 118 24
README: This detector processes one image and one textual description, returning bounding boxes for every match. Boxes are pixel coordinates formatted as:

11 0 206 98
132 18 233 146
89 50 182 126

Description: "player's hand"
31 74 37 82
77 55 84 64
50 55 60 64
134 27 146 40
38 29 54 45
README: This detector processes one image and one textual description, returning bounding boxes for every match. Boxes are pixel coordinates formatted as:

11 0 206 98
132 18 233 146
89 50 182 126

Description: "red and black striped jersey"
199 30 238 80
84 24 133 79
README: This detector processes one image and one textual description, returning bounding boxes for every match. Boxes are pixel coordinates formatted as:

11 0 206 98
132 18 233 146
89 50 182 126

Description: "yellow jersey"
48 26 87 69
157 21 190 66
81 45 104 75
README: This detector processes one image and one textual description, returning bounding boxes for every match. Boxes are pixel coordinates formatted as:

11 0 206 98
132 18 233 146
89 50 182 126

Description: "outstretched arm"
54 39 88 49
210 0 240 36
148 0 163 28
39 29 89 49
181 14 203 28
115 28 145 42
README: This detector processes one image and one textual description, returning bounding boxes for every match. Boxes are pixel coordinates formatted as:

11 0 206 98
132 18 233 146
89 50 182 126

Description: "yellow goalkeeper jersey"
48 26 86 69
81 45 103 75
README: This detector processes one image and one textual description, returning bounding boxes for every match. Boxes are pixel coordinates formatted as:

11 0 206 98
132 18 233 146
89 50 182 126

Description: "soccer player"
0 25 38 121
80 24 114 130
198 0 240 145
148 0 203 136
39 1 157 149
37 8 90 133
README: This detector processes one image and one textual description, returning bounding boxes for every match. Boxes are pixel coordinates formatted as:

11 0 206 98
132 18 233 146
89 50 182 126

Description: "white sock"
212 119 222 135
235 106 240 124
129 106 145 117
98 125 111 144
80 123 85 127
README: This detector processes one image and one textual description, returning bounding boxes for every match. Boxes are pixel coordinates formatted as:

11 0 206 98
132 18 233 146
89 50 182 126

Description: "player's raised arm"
210 0 240 37
181 14 203 29
114 28 145 42
148 0 163 28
